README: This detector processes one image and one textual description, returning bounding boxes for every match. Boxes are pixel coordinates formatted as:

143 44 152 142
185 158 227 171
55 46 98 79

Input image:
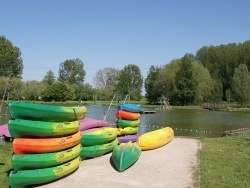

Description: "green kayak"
111 141 141 172
9 156 81 188
8 119 80 138
117 119 140 128
8 101 87 122
12 144 81 171
81 127 118 146
80 138 118 159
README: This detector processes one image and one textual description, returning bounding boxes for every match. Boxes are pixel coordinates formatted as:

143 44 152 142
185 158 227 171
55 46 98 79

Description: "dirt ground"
37 137 201 188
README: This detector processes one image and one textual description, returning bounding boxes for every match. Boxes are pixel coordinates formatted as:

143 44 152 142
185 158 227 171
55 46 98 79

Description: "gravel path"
37 137 201 188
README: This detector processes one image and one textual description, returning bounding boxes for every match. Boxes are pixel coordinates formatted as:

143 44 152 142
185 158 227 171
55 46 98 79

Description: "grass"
199 134 250 188
0 142 12 188
1 134 250 187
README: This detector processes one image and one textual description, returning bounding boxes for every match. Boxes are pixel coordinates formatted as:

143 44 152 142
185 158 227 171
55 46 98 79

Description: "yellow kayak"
137 127 174 151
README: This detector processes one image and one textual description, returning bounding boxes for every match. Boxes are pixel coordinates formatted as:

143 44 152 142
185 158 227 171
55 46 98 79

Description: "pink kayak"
0 124 11 137
79 118 112 131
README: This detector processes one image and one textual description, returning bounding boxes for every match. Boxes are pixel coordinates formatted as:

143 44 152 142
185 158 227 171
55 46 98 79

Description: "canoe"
117 127 138 136
118 103 141 113
9 156 81 188
117 119 140 128
137 127 174 150
111 141 141 172
117 134 138 143
13 131 81 154
0 124 11 137
80 138 118 159
8 101 87 122
79 118 111 131
81 127 118 146
116 110 140 120
12 144 81 171
8 119 80 138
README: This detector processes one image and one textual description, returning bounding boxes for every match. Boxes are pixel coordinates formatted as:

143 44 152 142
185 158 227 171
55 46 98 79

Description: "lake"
1 104 250 138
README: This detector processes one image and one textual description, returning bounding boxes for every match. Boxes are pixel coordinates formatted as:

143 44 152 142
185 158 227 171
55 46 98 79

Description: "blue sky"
1 0 249 86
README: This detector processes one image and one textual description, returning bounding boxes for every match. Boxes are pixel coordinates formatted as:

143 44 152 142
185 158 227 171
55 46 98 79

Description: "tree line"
1 35 250 106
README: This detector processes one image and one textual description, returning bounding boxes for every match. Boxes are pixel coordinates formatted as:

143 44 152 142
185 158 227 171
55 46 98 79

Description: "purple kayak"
0 124 11 137
79 118 112 131
117 134 138 144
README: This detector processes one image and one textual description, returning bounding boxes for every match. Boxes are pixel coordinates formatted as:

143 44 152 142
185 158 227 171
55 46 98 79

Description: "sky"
1 0 250 87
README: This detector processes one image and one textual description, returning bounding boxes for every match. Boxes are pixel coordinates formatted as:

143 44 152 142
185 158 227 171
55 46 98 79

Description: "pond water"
1 104 250 138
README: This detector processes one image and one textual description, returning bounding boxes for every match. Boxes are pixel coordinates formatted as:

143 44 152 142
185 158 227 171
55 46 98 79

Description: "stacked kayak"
80 127 118 159
116 104 141 143
8 101 85 188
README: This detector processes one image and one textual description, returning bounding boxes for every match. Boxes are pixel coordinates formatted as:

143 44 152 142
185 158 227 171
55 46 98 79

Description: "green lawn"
199 134 250 188
0 142 12 188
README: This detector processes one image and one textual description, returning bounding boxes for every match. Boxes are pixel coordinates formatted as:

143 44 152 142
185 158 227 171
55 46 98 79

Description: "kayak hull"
8 101 87 122
116 110 140 120
13 131 81 154
117 119 140 128
111 141 141 172
80 138 118 159
81 127 117 146
12 144 81 171
8 119 80 138
9 156 81 188
137 127 174 150
118 104 141 113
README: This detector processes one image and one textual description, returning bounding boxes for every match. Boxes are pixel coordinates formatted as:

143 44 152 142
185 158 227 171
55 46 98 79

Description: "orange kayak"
116 110 140 120
13 131 81 154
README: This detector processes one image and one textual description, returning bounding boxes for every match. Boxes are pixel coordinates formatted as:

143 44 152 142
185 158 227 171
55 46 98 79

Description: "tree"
144 65 162 104
175 54 197 105
231 64 250 107
74 83 94 101
58 58 86 85
42 81 75 102
42 70 55 85
93 67 120 100
116 64 143 100
0 36 23 77
24 80 46 100
192 62 216 104
0 76 24 100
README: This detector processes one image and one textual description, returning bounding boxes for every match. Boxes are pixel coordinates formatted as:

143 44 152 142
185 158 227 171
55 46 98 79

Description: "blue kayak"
118 104 141 113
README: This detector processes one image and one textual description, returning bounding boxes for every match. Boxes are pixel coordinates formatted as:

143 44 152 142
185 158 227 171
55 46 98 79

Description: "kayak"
111 141 141 172
0 124 11 137
8 101 87 122
137 127 174 150
117 134 138 143
13 131 81 154
79 118 112 131
116 110 140 120
81 127 118 146
8 119 80 138
118 104 141 113
117 127 138 136
80 138 118 159
117 119 140 128
9 156 81 188
12 144 81 171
